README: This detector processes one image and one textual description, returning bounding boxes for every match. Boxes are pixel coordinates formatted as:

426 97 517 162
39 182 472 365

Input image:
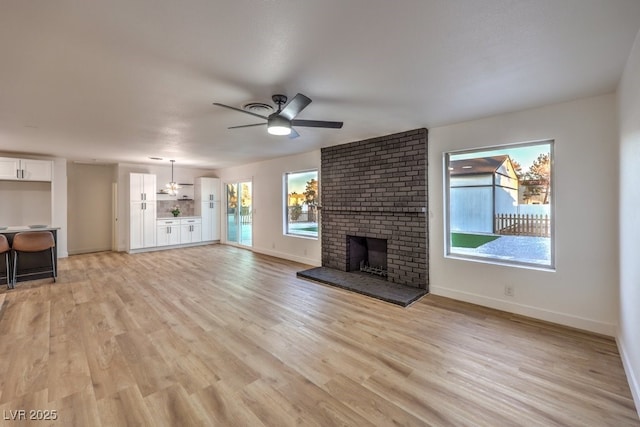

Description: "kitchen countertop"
0 225 61 232
157 216 201 220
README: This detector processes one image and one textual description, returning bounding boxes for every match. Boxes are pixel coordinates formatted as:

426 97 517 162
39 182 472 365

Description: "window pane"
445 141 554 269
285 170 319 238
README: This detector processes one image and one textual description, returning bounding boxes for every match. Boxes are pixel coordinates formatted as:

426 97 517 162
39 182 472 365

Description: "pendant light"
166 160 181 196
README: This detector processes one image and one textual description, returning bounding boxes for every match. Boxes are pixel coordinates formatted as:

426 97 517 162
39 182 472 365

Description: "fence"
228 207 252 225
240 212 252 225
287 206 318 223
495 213 550 237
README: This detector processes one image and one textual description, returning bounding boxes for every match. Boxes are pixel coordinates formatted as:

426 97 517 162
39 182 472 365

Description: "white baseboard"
617 332 640 419
429 286 616 336
67 247 110 256
250 246 321 267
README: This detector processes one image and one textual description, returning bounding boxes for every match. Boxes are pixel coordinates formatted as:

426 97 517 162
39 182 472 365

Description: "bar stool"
12 231 56 287
0 235 11 289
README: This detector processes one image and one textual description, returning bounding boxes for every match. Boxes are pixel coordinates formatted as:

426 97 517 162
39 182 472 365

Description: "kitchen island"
0 226 59 285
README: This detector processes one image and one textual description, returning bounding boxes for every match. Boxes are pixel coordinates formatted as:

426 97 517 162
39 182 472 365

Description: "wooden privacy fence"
495 213 550 237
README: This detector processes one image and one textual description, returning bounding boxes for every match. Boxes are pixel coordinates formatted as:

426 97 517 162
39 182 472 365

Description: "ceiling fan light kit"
267 115 292 135
213 93 343 139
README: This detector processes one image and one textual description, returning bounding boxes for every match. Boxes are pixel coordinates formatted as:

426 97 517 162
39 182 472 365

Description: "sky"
287 170 317 194
451 141 551 170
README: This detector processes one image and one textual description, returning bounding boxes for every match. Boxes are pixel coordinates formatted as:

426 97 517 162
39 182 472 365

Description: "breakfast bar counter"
0 226 60 285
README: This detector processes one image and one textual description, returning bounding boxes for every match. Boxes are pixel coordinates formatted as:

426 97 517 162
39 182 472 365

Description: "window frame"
444 140 555 270
284 168 320 239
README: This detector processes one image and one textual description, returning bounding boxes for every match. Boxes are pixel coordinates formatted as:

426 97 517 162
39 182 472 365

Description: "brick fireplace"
320 128 428 290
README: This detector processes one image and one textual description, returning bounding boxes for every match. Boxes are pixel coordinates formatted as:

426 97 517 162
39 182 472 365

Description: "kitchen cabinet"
0 157 52 181
129 173 157 250
195 177 221 241
156 219 180 246
130 173 156 202
180 218 202 244
130 201 156 250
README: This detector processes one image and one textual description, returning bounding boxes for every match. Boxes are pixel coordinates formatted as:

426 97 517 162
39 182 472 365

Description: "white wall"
617 29 640 415
429 93 619 335
115 162 216 251
0 181 51 225
214 150 321 266
0 152 68 257
67 163 115 255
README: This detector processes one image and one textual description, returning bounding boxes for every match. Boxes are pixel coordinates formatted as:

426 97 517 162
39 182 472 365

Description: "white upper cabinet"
0 157 52 181
130 173 156 202
194 177 220 202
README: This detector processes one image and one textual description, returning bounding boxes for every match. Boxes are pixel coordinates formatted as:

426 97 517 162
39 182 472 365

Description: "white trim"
128 241 217 254
430 285 616 336
68 247 111 256
617 331 640 420
251 246 321 267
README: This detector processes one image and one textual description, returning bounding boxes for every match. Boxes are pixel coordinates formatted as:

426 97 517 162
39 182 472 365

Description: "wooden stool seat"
0 235 10 289
12 231 56 287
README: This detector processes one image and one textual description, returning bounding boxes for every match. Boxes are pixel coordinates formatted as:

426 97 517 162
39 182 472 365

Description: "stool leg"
5 252 10 289
12 251 17 289
51 247 57 282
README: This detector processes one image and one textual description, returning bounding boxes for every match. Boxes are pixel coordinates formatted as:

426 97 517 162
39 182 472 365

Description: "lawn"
451 232 500 248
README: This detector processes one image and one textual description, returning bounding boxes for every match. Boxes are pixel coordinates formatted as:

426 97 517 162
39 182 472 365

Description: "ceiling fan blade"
279 93 312 120
228 123 266 129
288 128 300 139
213 102 268 120
291 119 343 129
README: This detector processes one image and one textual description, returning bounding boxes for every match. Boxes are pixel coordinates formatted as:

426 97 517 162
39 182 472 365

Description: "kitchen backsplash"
157 200 195 217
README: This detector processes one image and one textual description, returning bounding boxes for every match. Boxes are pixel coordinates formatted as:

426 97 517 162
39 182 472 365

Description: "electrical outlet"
272 242 275 249
504 285 515 297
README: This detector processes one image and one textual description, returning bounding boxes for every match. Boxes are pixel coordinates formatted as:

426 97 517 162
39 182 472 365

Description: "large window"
284 170 319 238
445 140 554 269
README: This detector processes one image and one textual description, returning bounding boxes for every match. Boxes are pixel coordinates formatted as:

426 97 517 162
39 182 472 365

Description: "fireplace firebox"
347 236 388 277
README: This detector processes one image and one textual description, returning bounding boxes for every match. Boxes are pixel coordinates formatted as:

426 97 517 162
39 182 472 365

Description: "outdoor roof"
449 155 510 176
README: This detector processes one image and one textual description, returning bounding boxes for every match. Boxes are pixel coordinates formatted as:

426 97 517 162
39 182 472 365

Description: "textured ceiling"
1 1 639 168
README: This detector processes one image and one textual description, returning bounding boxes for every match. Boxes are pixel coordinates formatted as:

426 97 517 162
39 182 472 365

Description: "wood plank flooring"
0 244 637 426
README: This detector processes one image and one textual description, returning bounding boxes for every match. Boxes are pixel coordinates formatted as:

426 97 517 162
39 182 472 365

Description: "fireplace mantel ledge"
320 205 425 214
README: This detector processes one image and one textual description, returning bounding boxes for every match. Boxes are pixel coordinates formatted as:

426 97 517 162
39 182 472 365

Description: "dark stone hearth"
297 267 427 307
320 128 429 291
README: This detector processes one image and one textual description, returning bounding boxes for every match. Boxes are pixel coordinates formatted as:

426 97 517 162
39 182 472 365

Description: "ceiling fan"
213 93 343 138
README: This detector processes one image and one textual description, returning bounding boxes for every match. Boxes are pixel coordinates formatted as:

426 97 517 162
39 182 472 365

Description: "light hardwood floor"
0 244 637 426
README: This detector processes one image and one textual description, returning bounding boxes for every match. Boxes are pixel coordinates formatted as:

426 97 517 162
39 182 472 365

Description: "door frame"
223 178 253 248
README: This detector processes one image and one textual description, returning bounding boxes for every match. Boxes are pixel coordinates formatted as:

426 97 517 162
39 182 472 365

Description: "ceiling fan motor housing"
272 94 288 107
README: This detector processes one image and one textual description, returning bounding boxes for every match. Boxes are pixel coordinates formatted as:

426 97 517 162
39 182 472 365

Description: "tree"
227 184 237 210
510 158 524 178
241 183 251 208
525 153 551 204
303 178 318 222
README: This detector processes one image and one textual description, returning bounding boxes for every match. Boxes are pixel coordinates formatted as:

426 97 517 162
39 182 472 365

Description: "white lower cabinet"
180 218 202 244
130 201 156 250
156 219 181 246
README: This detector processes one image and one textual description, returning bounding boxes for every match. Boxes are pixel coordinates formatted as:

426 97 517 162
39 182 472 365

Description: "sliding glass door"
226 181 252 246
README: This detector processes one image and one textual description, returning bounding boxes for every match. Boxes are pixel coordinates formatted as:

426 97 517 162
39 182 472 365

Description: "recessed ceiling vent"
243 102 274 115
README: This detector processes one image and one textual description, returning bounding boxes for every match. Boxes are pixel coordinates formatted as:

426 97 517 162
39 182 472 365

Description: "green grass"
451 233 500 248
297 226 318 232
